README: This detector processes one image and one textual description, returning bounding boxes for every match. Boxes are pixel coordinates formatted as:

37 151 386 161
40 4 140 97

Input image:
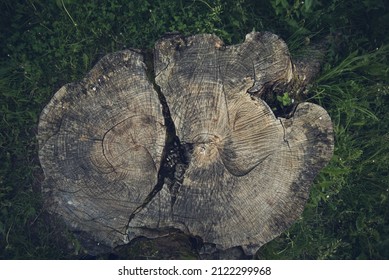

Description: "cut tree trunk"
37 32 334 259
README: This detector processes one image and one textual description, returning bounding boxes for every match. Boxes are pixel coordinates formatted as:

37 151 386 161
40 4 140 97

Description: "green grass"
1 0 388 259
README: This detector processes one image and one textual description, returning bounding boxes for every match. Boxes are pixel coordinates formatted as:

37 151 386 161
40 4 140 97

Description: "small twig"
61 0 77 27
5 222 13 246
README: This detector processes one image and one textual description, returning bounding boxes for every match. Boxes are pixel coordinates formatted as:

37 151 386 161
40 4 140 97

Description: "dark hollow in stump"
37 32 334 257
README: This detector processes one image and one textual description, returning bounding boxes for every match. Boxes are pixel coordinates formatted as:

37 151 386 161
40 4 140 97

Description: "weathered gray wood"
38 32 334 257
128 32 334 255
38 50 166 248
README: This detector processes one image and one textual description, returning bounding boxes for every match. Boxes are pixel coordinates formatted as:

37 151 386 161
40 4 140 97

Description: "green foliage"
277 92 293 107
1 0 388 259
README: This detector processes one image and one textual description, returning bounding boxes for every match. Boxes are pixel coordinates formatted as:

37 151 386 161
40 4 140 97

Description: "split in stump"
38 32 334 258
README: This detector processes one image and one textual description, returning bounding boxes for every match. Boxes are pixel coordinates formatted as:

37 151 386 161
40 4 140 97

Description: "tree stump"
38 32 334 258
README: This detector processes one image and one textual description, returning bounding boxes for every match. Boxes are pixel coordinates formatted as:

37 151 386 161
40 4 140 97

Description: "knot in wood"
193 142 218 166
190 134 221 167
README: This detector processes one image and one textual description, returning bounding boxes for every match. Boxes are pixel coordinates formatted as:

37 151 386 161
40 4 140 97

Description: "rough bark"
38 32 334 258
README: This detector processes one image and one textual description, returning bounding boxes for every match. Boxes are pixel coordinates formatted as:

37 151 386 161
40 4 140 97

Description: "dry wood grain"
38 32 334 257
38 50 166 248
